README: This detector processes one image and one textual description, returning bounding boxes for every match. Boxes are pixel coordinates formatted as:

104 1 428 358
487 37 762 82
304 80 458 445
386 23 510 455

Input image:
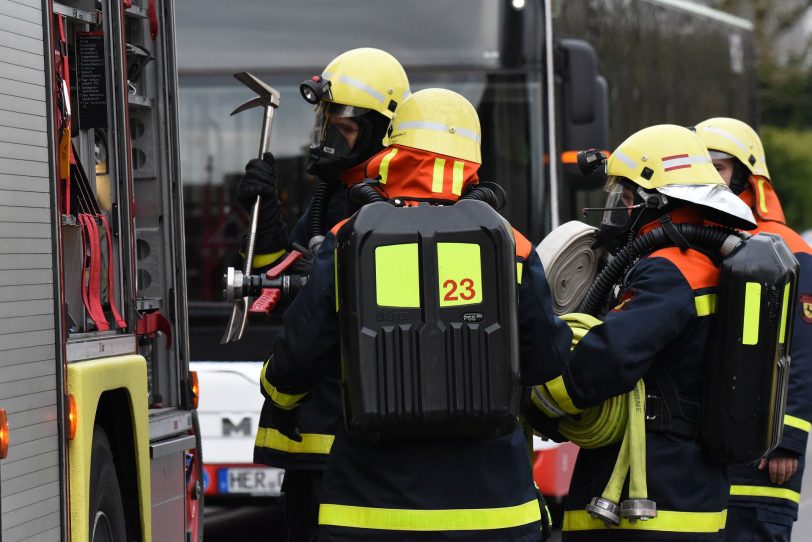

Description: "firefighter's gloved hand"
238 152 279 210
238 153 288 255
269 404 302 442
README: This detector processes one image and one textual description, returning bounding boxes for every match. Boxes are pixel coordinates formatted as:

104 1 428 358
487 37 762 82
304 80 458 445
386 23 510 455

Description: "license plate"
217 467 284 496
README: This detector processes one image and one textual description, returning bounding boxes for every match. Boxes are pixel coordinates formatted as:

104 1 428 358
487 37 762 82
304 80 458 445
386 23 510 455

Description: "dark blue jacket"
253 183 347 470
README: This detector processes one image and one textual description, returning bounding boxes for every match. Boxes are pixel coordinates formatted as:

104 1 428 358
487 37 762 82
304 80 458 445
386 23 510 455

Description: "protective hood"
657 182 757 231
364 145 480 203
738 175 786 224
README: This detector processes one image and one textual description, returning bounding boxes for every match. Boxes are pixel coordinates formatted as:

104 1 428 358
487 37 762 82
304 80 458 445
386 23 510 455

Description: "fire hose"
531 221 654 525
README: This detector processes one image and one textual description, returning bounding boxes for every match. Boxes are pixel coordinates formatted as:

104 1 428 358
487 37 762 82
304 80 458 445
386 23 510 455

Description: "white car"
192 361 285 500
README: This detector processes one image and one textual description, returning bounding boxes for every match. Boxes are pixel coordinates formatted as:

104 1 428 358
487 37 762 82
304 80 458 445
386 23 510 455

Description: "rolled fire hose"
536 221 604 315
530 313 656 525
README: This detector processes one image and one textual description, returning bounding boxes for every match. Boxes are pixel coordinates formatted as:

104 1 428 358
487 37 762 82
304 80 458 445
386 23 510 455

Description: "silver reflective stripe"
402 89 412 99
613 149 637 170
702 125 747 151
338 74 386 103
396 121 481 143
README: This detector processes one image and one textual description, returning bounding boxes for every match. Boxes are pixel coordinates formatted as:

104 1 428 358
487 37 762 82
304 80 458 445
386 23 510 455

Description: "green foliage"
762 126 812 233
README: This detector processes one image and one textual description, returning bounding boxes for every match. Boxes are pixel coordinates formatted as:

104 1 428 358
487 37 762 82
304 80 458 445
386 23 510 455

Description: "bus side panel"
0 1 64 541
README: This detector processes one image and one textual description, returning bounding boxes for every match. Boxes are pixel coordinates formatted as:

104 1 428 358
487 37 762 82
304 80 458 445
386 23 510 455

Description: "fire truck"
0 1 202 541
175 0 755 510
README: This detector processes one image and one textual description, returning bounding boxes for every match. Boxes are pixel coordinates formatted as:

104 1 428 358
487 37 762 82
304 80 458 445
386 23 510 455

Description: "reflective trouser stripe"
563 509 727 532
785 414 812 432
319 499 541 531
255 427 334 455
378 148 398 184
432 158 446 193
730 485 801 504
260 359 307 410
695 293 717 316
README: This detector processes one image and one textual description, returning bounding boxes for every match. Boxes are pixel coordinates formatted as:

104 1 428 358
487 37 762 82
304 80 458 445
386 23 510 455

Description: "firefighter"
238 48 411 542
696 117 812 541
532 125 757 541
258 88 568 541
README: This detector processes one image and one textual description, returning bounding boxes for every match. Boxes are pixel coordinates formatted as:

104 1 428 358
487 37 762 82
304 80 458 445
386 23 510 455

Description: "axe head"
234 72 280 106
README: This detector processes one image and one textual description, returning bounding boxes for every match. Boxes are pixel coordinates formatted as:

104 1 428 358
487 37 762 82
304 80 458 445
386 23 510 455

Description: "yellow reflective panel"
451 160 465 196
255 427 334 455
319 499 541 531
743 282 762 345
563 509 727 533
757 179 770 214
334 247 340 312
730 485 800 504
545 375 583 415
694 294 717 317
779 282 790 344
378 148 398 185
432 158 446 193
785 414 812 433
516 262 524 284
375 243 421 308
437 243 482 307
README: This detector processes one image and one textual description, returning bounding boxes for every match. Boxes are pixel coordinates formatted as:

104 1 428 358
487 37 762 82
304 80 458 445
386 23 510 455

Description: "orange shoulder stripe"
648 247 719 291
756 221 812 256
513 228 532 259
329 218 350 237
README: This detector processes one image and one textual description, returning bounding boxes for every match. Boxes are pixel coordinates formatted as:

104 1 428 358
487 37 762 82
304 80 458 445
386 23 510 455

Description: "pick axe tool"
221 72 281 344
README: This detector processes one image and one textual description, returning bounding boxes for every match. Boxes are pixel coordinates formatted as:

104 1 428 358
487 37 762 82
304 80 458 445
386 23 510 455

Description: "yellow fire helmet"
383 88 482 164
607 124 756 229
694 117 770 181
306 48 411 119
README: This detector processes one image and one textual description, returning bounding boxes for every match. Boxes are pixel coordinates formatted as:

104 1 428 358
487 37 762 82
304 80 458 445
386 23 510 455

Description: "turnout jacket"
253 174 353 471
727 179 812 524
259 224 568 542
538 210 731 542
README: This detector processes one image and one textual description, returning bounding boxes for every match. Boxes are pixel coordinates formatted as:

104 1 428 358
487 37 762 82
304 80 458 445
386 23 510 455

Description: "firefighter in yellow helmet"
697 117 812 541
524 125 758 541
240 49 410 542
257 88 571 541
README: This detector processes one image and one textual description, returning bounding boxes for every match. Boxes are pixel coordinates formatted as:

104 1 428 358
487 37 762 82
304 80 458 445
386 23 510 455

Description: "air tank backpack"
334 199 520 441
700 232 799 464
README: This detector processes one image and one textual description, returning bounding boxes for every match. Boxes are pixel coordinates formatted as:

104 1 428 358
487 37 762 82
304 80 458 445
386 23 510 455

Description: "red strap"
78 214 110 331
97 214 127 329
136 312 172 348
266 250 303 279
148 0 158 39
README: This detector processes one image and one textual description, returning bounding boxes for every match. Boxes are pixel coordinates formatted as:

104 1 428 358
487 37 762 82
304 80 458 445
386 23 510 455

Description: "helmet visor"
310 102 372 151
600 176 637 229
657 183 757 230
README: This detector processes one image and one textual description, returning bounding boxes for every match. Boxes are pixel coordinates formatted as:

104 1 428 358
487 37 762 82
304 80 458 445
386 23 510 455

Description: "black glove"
238 152 278 211
238 153 288 256
269 404 302 442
